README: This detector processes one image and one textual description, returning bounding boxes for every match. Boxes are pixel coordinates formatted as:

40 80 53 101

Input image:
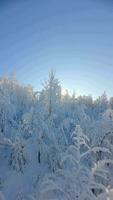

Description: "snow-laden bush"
9 137 27 172
38 125 112 200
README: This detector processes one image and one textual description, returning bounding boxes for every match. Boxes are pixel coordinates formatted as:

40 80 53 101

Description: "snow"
0 74 113 199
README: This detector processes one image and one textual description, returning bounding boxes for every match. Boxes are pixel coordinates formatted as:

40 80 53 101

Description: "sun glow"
61 88 68 96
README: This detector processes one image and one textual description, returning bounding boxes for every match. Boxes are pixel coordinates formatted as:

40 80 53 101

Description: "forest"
0 72 113 200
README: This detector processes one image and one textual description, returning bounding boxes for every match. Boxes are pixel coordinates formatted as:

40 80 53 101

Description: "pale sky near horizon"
0 0 113 98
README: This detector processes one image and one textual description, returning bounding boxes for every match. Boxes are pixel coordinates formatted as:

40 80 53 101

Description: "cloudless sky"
0 0 113 98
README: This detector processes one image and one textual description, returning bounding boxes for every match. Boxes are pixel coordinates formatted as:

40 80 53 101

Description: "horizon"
0 72 110 100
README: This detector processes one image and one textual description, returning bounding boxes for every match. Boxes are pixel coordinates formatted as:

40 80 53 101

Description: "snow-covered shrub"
9 138 27 172
47 145 61 172
56 125 112 199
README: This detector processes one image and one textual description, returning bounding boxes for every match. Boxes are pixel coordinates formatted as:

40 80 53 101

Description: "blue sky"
0 0 113 97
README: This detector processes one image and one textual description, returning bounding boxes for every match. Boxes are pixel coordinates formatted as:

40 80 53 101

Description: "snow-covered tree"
39 71 61 116
0 73 113 200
